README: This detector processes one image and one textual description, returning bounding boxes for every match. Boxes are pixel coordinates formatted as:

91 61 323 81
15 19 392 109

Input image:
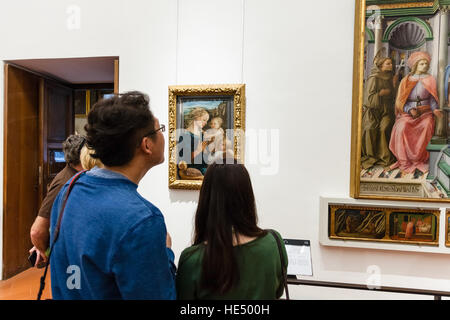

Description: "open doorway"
2 56 119 279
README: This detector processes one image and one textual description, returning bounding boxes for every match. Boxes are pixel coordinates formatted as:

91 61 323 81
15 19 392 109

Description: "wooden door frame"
2 64 9 280
114 59 119 94
2 64 40 279
2 67 74 280
2 58 119 279
38 78 44 208
3 63 8 237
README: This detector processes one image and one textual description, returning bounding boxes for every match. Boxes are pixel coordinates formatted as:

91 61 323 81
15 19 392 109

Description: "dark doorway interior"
3 57 118 279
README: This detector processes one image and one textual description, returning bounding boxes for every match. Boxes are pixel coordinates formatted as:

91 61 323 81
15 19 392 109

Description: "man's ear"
140 136 153 155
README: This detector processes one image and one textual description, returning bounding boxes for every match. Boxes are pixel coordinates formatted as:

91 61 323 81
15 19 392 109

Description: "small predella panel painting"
350 0 450 202
329 204 439 246
168 84 245 190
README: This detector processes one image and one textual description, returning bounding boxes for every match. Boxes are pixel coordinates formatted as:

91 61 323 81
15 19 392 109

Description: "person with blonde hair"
80 145 104 170
184 107 209 130
178 107 214 175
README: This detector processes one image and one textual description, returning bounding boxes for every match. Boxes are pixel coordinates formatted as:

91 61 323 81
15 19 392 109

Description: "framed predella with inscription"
328 204 439 245
350 0 450 202
168 84 245 190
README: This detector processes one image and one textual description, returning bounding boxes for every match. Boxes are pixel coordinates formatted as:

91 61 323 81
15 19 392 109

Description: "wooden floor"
0 268 52 300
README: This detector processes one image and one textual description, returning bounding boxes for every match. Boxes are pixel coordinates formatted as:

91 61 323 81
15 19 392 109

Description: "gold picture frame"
446 209 450 247
350 0 450 203
74 89 90 118
168 84 245 190
329 204 440 246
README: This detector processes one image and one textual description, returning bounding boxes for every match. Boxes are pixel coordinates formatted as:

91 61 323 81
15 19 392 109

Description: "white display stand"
319 196 448 254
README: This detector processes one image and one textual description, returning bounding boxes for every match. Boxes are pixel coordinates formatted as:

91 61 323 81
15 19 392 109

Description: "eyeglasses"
144 124 165 137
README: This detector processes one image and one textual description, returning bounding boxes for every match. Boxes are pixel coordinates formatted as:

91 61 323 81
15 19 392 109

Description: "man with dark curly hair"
49 91 175 299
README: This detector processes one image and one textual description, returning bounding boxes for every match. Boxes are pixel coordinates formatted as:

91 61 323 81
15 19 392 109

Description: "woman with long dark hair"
176 162 287 299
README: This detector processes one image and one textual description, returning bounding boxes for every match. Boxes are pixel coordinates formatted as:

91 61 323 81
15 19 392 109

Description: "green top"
176 230 288 300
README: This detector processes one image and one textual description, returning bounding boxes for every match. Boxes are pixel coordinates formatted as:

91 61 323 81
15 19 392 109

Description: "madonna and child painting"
176 99 235 179
168 84 245 190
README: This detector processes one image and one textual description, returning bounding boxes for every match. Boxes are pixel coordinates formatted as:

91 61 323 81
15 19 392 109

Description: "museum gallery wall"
2 0 450 297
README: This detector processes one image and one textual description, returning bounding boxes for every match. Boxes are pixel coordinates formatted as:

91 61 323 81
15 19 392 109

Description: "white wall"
1 0 449 299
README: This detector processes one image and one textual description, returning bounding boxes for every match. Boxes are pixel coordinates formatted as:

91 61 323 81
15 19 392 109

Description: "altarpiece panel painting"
351 0 450 202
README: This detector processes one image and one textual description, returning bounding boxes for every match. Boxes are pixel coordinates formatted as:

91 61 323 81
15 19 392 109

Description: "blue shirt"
50 167 176 300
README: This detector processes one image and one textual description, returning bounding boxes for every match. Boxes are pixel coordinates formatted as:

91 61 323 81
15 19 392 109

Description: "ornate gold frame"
168 84 245 190
75 90 90 118
329 204 440 246
349 0 450 203
446 209 450 247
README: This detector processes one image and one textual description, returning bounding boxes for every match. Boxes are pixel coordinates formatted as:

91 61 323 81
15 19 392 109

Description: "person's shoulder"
258 230 287 260
181 244 203 256
58 164 77 176
366 73 380 82
235 230 279 250
49 165 77 189
400 73 411 80
258 229 283 247
133 195 164 218
70 174 163 223
397 75 413 88
269 229 283 240
423 73 436 82
110 196 164 230
179 244 203 264
57 170 83 196
83 173 163 219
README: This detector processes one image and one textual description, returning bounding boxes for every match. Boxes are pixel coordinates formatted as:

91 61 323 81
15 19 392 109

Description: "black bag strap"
268 229 289 300
37 170 86 300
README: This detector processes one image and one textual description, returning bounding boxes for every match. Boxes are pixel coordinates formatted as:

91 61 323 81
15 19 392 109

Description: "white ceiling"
5 56 117 84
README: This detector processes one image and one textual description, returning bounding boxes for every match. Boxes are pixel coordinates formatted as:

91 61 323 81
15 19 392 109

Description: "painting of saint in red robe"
389 51 444 175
